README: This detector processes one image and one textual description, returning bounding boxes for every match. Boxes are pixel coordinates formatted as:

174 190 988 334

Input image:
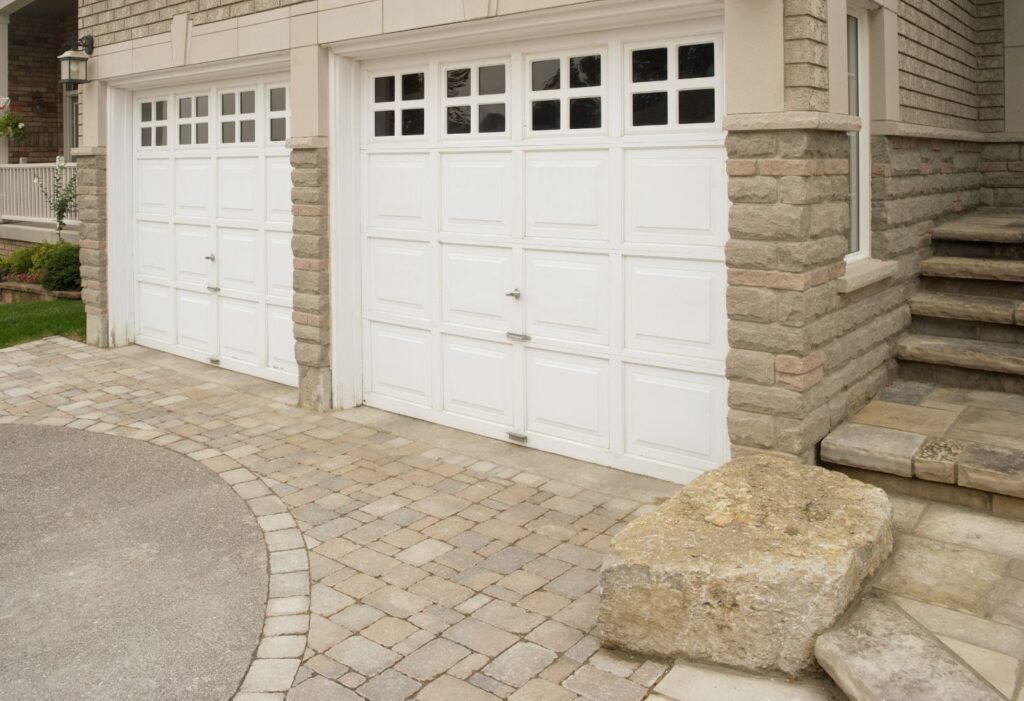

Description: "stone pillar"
73 146 108 347
725 129 850 463
288 137 331 411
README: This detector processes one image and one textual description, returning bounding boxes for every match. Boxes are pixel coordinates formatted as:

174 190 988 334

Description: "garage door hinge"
507 431 528 442
208 357 220 365
505 332 531 342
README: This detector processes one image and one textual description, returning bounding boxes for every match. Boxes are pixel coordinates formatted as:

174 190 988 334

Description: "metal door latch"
204 254 216 262
207 285 220 292
505 288 521 299
507 431 528 442
505 331 531 341
208 357 220 365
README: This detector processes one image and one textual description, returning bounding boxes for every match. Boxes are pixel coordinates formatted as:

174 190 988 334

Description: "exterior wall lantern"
58 36 94 87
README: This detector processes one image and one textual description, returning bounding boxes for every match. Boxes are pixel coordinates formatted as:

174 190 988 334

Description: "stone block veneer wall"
74 151 108 347
0 238 33 257
289 140 332 411
981 142 1024 207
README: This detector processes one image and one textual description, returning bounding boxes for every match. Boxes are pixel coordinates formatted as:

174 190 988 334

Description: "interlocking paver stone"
325 636 400 676
394 637 472 680
482 641 558 687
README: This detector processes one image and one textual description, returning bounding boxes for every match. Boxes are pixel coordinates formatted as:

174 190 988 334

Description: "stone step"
932 209 1024 244
815 592 1002 701
910 291 1023 326
897 334 1024 376
922 256 1024 283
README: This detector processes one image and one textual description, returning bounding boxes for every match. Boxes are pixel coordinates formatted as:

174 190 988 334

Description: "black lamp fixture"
58 36 94 87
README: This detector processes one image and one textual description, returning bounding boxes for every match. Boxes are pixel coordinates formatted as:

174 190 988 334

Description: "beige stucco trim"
725 111 860 132
289 46 330 139
724 0 784 116
79 82 107 149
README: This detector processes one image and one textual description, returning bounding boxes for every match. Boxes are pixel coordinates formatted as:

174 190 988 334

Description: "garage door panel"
176 290 217 354
526 349 609 448
368 154 431 233
218 227 263 297
625 257 724 358
624 364 724 465
175 159 214 219
525 250 610 346
137 283 174 343
265 156 294 225
368 322 433 407
368 238 434 321
525 151 609 241
624 149 722 245
441 153 515 237
266 232 294 303
175 225 215 287
442 335 514 425
267 305 298 376
136 160 172 216
441 244 513 332
219 297 262 366
217 157 262 221
136 221 173 281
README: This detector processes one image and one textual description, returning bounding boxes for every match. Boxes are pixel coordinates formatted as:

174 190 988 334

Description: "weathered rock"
598 455 893 676
815 592 1002 701
913 437 963 484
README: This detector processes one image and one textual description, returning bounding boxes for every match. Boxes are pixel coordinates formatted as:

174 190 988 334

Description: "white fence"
0 163 79 224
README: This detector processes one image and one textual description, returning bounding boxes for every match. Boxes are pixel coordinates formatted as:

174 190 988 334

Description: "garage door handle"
505 332 531 342
204 254 216 262
505 288 521 299
207 286 220 292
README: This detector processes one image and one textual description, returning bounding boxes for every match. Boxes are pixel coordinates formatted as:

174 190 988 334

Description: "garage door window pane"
375 76 395 103
240 120 256 142
141 127 151 146
632 48 667 82
569 97 601 129
222 121 236 143
479 65 505 95
155 126 167 146
447 68 471 98
479 103 506 133
196 123 208 144
179 124 191 145
375 111 395 137
532 59 560 91
240 91 256 114
141 102 152 122
270 118 287 142
532 100 560 130
222 93 235 116
679 89 715 124
155 101 167 120
269 87 286 112
447 106 471 134
569 55 601 88
402 73 424 100
679 43 715 79
633 92 667 126
402 108 425 135
179 97 192 118
196 96 209 117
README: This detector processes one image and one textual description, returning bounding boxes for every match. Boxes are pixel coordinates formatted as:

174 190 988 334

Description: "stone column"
73 146 108 346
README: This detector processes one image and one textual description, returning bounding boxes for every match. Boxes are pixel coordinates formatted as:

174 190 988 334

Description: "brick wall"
981 142 1024 207
898 0 1004 133
0 238 35 257
8 13 77 163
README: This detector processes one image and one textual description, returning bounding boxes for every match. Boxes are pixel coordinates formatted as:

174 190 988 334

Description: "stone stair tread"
815 592 1003 701
958 442 1024 499
922 256 1024 282
932 209 1024 243
820 423 925 477
898 334 1024 376
909 291 1021 325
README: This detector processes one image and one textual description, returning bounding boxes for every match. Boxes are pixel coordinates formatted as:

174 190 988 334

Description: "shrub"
1 246 37 276
39 243 80 291
30 242 60 272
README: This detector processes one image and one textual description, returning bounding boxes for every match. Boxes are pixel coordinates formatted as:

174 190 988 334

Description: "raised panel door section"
368 322 432 407
266 232 294 304
624 148 723 245
368 153 431 233
367 238 434 321
136 160 172 217
175 225 215 288
267 305 298 376
442 335 514 425
137 283 174 344
440 152 515 237
526 349 609 448
217 158 262 221
441 244 513 332
218 227 263 298
176 290 217 354
219 297 261 366
525 250 610 347
265 156 294 225
525 150 609 241
624 364 725 470
136 221 173 281
174 159 214 219
624 256 725 359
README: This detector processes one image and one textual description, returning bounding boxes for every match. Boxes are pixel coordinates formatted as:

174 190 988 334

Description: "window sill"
838 257 898 295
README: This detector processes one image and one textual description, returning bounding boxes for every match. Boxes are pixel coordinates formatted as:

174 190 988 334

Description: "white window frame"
846 6 871 261
366 66 430 142
524 48 608 137
439 58 510 139
624 36 721 135
174 91 213 148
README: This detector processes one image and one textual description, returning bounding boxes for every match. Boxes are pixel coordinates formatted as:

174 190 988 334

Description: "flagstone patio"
2 338 1024 700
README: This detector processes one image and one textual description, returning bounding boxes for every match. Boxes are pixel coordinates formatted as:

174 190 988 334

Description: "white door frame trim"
105 53 291 349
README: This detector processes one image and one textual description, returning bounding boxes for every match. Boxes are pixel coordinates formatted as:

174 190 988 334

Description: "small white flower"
55 156 64 166
17 122 24 129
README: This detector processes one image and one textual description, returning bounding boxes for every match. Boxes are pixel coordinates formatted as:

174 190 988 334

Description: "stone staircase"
821 209 1024 505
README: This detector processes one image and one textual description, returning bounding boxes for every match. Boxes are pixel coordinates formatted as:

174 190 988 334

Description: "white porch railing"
0 163 79 224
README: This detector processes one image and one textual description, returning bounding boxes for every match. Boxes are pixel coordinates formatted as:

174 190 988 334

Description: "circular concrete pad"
0 425 268 701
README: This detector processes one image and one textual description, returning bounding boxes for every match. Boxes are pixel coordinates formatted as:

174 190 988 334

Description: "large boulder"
598 455 893 676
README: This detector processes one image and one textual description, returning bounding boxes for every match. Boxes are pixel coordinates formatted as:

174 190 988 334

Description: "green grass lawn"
0 299 86 349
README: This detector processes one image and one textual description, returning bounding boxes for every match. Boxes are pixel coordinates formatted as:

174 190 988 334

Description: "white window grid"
267 84 290 144
175 92 212 148
217 87 259 146
138 98 169 149
440 59 509 138
369 68 428 141
524 49 607 136
625 38 719 133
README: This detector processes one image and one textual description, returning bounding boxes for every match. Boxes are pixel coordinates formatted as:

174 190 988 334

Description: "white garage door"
359 23 727 481
132 77 298 386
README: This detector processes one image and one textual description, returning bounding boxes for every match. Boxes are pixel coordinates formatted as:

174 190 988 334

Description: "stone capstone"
598 455 893 676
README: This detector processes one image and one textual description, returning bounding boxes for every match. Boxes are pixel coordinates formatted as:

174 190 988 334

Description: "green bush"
39 243 80 291
30 242 61 272
1 246 37 275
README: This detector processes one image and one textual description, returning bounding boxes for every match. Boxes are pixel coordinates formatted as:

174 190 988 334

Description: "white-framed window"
218 87 258 145
371 69 427 138
625 39 718 131
138 98 169 148
176 93 211 147
525 50 605 134
62 87 79 159
267 85 290 143
441 60 509 137
847 7 871 259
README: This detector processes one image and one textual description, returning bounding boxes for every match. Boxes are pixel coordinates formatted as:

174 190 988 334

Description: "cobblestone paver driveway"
0 338 678 701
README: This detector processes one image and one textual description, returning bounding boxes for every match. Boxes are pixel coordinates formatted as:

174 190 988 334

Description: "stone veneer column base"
72 148 109 349
288 138 332 411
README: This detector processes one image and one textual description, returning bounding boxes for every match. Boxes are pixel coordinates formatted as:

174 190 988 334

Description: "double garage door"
132 77 298 386
359 25 728 480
